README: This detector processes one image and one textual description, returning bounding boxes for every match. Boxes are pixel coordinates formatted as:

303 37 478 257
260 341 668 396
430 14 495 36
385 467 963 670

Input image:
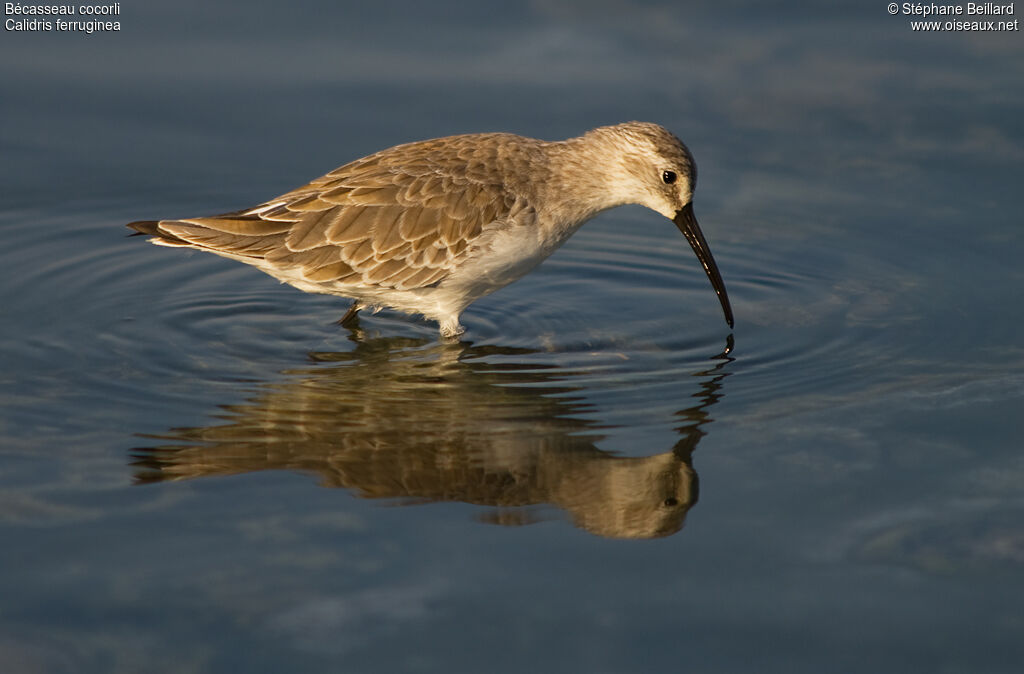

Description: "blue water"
2 1 1022 671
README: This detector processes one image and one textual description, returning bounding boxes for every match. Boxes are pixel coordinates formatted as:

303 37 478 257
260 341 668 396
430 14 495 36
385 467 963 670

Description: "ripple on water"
719 230 929 407
3 200 938 538
1 202 914 427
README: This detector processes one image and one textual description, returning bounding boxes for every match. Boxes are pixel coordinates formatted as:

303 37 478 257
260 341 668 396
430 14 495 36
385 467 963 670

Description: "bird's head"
588 122 733 329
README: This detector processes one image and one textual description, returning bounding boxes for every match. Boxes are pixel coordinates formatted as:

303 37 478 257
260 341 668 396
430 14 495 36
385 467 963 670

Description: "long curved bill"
673 203 734 328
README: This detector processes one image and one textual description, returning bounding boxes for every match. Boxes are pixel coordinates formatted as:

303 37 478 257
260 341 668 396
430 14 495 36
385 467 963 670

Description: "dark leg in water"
337 301 363 326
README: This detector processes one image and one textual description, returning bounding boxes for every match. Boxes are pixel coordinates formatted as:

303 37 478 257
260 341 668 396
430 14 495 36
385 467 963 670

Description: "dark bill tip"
672 203 734 329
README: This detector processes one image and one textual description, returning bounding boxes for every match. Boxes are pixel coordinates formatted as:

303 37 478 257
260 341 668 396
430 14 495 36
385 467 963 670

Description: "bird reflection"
131 336 730 539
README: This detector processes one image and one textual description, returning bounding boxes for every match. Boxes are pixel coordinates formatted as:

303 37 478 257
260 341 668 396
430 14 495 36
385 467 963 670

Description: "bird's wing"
147 147 522 291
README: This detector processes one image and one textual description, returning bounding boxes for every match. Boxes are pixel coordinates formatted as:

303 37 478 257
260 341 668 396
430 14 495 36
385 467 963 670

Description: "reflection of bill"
131 337 730 539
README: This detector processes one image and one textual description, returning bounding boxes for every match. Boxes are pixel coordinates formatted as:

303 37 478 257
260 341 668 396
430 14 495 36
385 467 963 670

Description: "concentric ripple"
0 201 923 446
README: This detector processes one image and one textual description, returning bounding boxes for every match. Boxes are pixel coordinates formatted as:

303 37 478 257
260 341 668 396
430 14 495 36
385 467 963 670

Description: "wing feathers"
284 212 321 251
180 216 292 236
324 206 370 244
138 134 531 291
159 223 286 257
398 207 436 241
370 206 408 253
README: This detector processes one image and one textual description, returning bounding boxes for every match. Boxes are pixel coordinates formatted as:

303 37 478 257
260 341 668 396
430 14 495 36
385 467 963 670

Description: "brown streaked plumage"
128 122 733 337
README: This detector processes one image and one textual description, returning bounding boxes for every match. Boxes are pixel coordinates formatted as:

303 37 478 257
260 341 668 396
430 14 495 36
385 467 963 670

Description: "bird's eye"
662 170 677 185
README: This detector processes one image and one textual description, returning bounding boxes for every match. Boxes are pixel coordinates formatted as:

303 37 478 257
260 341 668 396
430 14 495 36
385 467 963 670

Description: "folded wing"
131 147 517 291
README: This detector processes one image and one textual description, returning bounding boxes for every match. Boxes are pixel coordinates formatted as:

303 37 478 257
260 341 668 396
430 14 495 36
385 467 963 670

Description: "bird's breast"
442 211 589 299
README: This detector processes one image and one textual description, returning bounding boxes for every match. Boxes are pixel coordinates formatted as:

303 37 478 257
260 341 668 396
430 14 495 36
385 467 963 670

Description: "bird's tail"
125 220 193 248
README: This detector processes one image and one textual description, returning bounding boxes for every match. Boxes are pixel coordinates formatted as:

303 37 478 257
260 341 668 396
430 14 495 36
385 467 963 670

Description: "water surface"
1 1 1022 672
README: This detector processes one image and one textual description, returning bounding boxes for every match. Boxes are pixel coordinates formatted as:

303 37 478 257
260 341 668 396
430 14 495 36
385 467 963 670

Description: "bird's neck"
536 136 636 229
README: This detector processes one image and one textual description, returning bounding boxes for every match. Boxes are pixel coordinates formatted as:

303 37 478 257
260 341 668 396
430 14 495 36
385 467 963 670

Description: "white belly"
436 218 586 311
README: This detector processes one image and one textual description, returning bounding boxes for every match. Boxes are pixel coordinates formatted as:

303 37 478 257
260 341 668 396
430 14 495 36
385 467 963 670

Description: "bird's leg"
337 301 363 326
438 316 465 340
